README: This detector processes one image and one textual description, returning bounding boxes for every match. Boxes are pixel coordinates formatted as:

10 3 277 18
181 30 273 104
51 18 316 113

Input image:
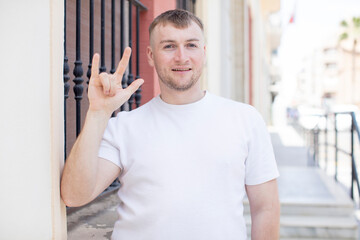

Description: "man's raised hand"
88 47 144 115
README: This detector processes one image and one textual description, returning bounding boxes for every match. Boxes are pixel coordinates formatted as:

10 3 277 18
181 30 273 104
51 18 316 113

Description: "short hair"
149 9 204 37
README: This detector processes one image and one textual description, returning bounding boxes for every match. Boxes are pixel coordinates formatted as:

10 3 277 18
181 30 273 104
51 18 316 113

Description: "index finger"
115 47 131 76
91 53 100 77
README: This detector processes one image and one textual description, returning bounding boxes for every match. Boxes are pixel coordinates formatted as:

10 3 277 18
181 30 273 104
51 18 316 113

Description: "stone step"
279 238 356 240
245 166 355 217
245 215 358 239
243 199 354 217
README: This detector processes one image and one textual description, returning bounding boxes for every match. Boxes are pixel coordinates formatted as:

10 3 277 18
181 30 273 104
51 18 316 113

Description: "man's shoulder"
208 92 258 114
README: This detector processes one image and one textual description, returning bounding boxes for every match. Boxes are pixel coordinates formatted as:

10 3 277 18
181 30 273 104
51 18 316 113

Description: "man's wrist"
86 109 113 123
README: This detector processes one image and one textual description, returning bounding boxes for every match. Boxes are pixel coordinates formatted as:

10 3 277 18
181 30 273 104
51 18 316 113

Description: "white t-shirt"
98 91 279 240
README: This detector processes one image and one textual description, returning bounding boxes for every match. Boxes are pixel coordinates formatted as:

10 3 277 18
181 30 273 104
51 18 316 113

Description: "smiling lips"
172 67 192 72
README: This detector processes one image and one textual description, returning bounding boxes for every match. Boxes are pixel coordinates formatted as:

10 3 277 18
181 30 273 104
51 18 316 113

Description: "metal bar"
136 6 140 79
352 156 360 202
110 0 116 118
351 117 355 199
352 112 360 143
350 113 360 202
120 0 126 111
320 142 352 156
314 128 319 166
110 0 116 74
135 6 142 108
127 1 134 110
129 0 148 11
63 0 70 159
335 114 338 181
335 147 353 156
324 115 328 171
87 0 94 84
100 0 106 73
73 0 84 137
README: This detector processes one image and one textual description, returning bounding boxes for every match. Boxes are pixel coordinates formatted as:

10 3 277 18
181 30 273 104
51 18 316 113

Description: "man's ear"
147 46 154 67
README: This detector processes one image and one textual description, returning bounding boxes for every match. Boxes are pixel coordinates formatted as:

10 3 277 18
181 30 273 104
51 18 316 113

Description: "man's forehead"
151 22 203 41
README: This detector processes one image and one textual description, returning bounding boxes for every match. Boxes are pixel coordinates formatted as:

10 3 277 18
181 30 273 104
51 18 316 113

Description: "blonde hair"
149 9 204 37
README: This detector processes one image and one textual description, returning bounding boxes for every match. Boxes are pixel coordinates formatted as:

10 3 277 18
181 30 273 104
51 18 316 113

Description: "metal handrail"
296 111 360 203
352 112 360 143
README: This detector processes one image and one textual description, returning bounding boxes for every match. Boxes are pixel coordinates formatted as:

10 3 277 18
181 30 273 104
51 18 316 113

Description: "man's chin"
162 80 197 92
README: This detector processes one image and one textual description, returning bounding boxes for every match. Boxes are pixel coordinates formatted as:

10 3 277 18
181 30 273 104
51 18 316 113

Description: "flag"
289 1 297 24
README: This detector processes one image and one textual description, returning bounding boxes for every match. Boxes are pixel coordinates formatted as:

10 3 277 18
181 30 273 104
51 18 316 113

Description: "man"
61 9 280 240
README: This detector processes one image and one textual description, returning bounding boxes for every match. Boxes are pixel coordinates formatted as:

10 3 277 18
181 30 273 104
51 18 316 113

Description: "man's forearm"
246 179 280 240
250 207 280 240
60 110 111 207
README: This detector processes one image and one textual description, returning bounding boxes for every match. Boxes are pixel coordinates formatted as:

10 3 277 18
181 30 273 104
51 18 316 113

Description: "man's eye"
164 45 175 49
187 43 198 48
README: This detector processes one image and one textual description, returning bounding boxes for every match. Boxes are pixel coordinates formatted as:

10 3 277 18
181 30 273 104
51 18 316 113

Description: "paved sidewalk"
269 125 309 167
67 191 118 239
269 125 351 203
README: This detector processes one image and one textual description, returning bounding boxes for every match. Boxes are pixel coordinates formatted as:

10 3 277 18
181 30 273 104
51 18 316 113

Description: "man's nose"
174 46 188 62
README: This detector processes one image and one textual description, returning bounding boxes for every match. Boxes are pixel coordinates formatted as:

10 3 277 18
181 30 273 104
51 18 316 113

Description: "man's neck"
159 86 205 105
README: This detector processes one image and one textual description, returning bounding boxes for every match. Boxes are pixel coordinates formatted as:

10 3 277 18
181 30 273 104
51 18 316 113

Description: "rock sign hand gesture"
88 47 144 116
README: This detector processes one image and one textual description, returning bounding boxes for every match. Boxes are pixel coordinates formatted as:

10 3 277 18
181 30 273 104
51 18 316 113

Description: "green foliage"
339 32 348 41
339 16 360 43
340 20 348 27
352 17 360 28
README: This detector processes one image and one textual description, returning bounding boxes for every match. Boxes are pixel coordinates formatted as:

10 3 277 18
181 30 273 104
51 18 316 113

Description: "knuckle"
99 72 107 78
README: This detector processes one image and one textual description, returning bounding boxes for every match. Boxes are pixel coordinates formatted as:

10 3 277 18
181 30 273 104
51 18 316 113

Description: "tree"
339 17 360 103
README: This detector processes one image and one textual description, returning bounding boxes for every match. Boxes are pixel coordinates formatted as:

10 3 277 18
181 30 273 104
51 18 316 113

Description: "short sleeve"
245 110 279 185
98 117 123 169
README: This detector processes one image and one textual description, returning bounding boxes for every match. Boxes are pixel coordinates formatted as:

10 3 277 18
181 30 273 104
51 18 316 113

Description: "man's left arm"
245 179 280 240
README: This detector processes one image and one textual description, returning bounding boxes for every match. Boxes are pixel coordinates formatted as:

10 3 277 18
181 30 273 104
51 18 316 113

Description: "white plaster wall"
230 0 246 103
0 0 66 239
248 0 272 123
197 0 272 123
219 0 233 98
199 0 234 98
243 0 250 104
205 0 222 95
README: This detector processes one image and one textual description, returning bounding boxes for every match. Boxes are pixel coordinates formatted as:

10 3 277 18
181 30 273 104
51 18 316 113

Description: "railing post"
73 0 84 137
110 0 116 75
135 5 142 108
127 1 134 110
351 113 355 199
334 113 338 182
100 0 106 73
314 127 319 166
120 0 127 111
87 0 94 85
324 114 328 171
63 0 70 159
351 112 360 204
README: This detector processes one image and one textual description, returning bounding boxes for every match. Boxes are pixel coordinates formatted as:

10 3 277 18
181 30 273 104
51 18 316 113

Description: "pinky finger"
125 78 144 96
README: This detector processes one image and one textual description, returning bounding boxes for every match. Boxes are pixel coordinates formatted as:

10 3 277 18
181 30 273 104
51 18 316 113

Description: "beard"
156 67 203 92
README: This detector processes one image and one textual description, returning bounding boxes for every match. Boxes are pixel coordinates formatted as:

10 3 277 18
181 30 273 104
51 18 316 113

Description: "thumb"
125 78 144 96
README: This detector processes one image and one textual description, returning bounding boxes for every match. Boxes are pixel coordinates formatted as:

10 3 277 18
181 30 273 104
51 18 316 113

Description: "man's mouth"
172 68 192 72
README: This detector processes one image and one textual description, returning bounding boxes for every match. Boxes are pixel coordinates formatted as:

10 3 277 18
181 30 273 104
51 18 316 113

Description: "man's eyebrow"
159 40 176 44
159 38 200 44
186 38 200 42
